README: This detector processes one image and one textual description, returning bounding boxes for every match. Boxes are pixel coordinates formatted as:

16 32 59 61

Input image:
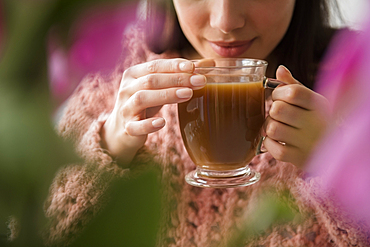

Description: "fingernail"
179 62 193 71
278 65 291 74
176 88 193 99
190 75 206 86
152 118 165 128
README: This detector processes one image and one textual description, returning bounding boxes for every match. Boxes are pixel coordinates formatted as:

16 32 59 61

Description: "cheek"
252 2 294 46
180 14 201 38
174 1 205 37
176 7 208 47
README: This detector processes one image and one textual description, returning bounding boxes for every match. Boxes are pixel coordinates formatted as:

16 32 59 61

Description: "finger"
125 117 166 136
264 116 302 147
125 88 193 116
263 136 303 164
275 66 328 111
269 100 310 128
274 65 311 109
276 65 302 85
194 58 216 67
134 73 206 91
272 84 327 111
124 59 194 79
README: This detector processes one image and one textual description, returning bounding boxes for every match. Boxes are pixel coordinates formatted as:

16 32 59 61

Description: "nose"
209 0 246 34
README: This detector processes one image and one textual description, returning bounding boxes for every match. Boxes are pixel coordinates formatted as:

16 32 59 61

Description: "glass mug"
178 58 283 188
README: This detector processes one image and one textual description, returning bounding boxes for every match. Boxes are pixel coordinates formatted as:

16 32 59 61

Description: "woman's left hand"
263 65 330 167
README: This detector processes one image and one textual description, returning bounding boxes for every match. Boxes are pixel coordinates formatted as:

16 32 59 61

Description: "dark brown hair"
142 0 340 89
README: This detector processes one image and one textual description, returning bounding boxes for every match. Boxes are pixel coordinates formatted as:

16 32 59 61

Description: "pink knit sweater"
44 24 370 246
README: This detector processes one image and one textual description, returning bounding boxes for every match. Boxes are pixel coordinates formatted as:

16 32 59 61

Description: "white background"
332 0 370 29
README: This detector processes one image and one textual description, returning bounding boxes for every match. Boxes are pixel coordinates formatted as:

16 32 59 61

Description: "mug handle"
263 78 285 89
256 78 286 155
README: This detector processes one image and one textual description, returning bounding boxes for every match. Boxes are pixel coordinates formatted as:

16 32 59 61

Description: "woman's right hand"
100 58 207 167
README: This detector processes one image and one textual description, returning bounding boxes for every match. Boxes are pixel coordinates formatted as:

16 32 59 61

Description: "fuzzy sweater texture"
44 24 370 246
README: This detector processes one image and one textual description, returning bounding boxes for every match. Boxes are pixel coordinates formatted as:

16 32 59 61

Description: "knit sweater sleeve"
295 175 370 246
57 71 128 175
44 22 178 244
44 70 129 244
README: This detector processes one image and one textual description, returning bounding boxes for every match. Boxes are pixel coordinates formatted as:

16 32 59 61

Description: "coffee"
178 81 264 171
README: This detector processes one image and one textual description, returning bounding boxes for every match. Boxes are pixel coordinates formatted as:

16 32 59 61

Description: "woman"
44 0 369 246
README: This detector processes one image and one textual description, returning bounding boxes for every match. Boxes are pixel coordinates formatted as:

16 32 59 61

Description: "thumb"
276 65 301 85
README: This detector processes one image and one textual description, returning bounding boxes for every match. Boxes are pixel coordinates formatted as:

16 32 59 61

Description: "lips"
209 39 255 57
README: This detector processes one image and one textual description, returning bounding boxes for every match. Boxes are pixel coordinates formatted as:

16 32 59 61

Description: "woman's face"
173 0 295 59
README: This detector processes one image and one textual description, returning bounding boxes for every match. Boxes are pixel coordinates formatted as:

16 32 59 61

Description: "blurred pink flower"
47 1 138 106
308 13 370 226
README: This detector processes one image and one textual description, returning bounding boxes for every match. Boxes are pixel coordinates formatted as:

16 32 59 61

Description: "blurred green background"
0 0 162 246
